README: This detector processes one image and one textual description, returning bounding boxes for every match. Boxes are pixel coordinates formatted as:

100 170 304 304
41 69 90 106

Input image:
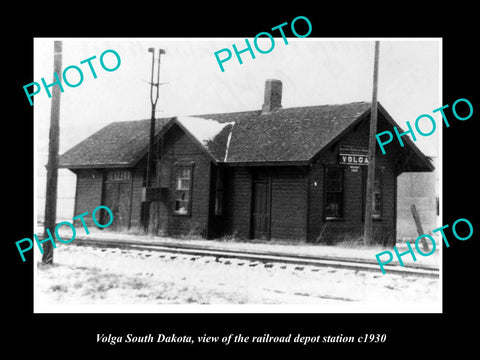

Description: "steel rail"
69 237 440 278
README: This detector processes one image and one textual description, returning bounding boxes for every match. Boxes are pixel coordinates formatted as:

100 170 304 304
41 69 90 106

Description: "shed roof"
58 101 434 172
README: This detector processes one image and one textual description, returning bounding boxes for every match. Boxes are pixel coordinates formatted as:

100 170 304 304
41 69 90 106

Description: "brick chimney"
261 79 282 114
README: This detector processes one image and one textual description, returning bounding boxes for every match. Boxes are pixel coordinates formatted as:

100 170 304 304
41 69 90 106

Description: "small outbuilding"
59 79 434 245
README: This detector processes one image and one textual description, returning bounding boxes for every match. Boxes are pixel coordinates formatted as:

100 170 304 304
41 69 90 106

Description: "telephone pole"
42 40 63 264
145 48 165 189
364 41 380 246
143 48 165 232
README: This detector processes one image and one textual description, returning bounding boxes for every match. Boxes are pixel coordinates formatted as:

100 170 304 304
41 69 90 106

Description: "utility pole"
42 40 63 264
144 48 165 232
364 41 380 246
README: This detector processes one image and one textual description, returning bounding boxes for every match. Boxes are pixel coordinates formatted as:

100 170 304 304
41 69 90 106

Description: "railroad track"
69 237 440 278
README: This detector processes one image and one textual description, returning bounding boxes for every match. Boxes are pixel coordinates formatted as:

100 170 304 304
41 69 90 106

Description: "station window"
324 166 343 219
107 170 131 181
174 166 193 215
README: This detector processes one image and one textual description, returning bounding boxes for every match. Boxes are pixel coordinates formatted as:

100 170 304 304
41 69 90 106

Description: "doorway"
252 179 271 240
102 170 132 229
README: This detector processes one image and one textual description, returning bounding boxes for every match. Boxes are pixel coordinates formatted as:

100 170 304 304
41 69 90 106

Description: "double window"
174 166 193 215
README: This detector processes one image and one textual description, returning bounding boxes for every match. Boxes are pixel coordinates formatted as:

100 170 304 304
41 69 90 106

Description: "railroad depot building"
58 79 434 245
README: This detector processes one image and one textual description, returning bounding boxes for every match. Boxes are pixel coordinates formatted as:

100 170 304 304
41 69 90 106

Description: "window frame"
323 165 344 220
173 163 194 216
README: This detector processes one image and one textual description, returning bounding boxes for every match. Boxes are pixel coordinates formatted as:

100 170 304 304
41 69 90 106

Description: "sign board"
338 145 370 167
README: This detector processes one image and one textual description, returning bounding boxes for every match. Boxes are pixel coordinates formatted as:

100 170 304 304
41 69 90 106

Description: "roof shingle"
58 118 171 168
196 102 371 163
58 101 433 172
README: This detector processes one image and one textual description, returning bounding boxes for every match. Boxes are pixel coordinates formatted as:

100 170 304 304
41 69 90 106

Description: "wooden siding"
73 169 104 226
373 155 397 244
227 167 252 239
307 117 397 245
225 166 307 241
270 167 307 240
207 165 230 238
158 124 212 237
130 161 145 229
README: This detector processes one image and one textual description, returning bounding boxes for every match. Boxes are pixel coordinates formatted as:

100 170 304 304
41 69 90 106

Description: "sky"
33 38 441 219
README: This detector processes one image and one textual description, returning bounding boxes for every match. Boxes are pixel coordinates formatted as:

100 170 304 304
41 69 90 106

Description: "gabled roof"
58 101 434 172
195 102 373 163
174 116 235 162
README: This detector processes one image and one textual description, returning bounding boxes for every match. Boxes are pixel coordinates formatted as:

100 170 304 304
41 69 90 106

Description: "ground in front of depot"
34 232 440 312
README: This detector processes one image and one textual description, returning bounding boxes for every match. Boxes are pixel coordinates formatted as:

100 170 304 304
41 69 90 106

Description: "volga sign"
338 145 369 166
338 154 369 166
